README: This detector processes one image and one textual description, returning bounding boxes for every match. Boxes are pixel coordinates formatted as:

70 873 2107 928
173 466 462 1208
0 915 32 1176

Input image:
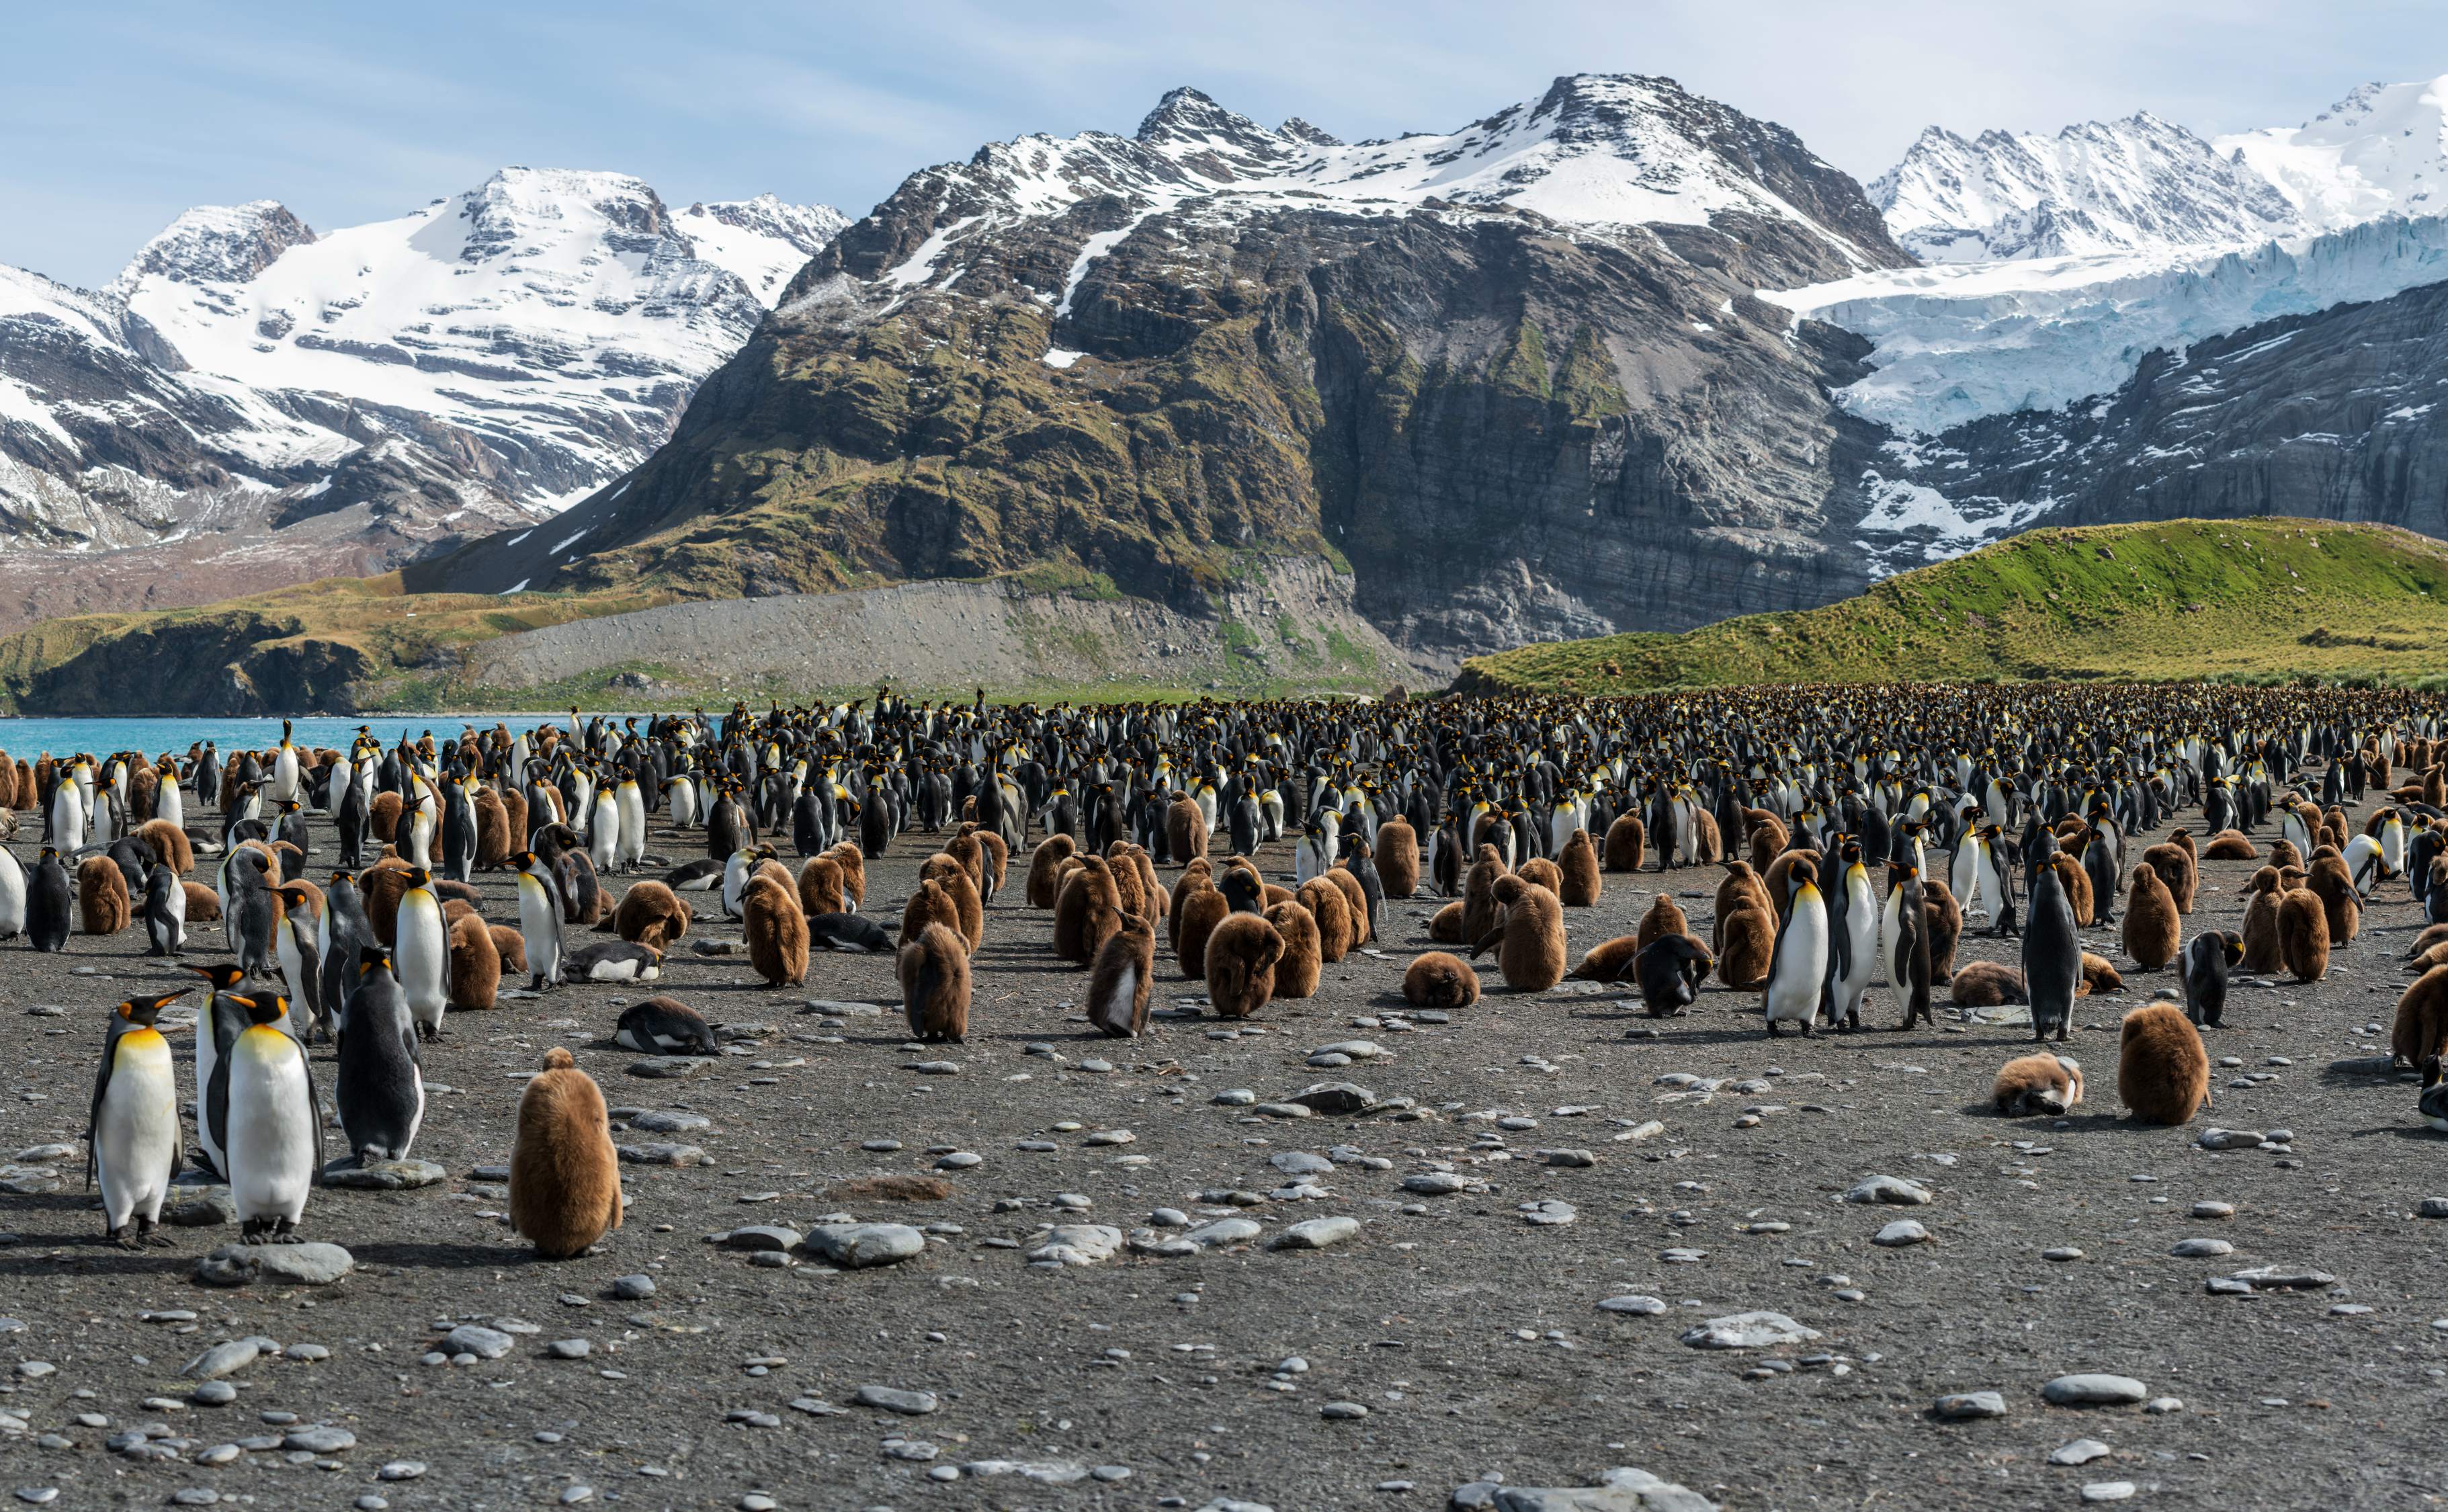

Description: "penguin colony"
7 684 2448 1267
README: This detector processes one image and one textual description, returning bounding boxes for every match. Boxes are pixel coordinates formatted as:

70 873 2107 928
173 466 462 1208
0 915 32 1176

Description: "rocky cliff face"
409 78 1909 669
0 172 844 633
1850 277 2448 566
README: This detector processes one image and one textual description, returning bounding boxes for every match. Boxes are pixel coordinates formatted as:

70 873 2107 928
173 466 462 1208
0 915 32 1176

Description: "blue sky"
7 0 2446 288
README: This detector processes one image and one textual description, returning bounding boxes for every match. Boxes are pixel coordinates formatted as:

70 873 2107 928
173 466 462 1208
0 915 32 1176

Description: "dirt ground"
0 792 2441 1512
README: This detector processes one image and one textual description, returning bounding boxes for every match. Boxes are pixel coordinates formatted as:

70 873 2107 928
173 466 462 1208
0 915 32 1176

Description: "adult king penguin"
209 993 321 1243
86 989 192 1247
1763 856 1831 1038
393 867 450 1040
512 851 566 991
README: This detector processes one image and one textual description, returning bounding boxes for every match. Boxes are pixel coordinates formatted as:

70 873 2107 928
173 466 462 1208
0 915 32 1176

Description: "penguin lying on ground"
809 911 895 952
615 996 715 1055
561 939 664 984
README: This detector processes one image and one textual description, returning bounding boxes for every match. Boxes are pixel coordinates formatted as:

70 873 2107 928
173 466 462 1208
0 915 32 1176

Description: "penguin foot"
106 1226 142 1251
140 1227 175 1249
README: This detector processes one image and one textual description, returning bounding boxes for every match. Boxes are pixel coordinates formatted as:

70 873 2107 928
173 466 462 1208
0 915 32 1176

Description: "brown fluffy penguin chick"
137 817 194 874
823 841 867 911
1950 959 2027 1006
1129 845 1165 923
1518 856 1565 899
1086 916 1157 1038
448 911 501 1010
2392 966 2448 1083
1603 813 1646 872
2143 841 2197 915
741 873 810 987
1072 857 1125 966
1294 878 1353 962
612 881 692 953
1993 1052 2085 1116
964 823 1009 898
490 925 529 978
1462 844 1510 940
2239 868 2285 972
1376 818 1421 898
444 897 482 930
2048 851 2094 927
900 877 964 953
797 855 847 919
508 1046 622 1259
369 790 404 846
2122 866 2181 970
1554 828 1601 907
474 788 511 870
1746 812 1790 871
500 788 529 849
2118 1003 2211 1125
1204 911 1285 1019
183 881 222 923
1169 859 1214 946
1266 900 1322 998
1691 809 1724 864
2267 838 2304 872
1404 951 1480 1008
920 853 986 952
1922 876 1965 981
1713 862 1773 954
2279 885 2330 981
1568 934 1642 982
1716 904 1775 990
1099 842 1149 924
2078 952 2124 996
2306 851 2360 944
943 827 989 898
77 857 130 934
898 922 972 1044
2202 829 2256 860
1477 875 1568 992
1322 864 1371 946
1429 899 1468 944
1635 893 1691 952
2409 921 2448 960
358 859 415 946
1167 796 1210 863
1173 880 1229 978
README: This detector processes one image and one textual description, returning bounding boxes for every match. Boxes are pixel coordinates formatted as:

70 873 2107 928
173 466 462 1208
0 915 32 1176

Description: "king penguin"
1763 856 1831 1038
0 842 28 941
1822 839 1880 1032
210 993 321 1243
335 949 425 1165
87 988 192 1247
393 867 450 1040
143 862 185 957
513 851 565 991
185 963 251 1179
28 847 72 952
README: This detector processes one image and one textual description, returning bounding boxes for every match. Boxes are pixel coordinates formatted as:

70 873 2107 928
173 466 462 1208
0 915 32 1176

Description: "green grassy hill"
1454 518 2448 694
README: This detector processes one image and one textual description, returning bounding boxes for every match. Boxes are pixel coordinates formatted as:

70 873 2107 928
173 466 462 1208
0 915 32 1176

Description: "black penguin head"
187 962 247 990
357 946 392 973
226 993 288 1027
405 867 432 888
117 988 192 1026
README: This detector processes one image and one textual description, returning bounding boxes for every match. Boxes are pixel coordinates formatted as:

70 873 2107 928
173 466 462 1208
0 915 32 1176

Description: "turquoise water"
0 715 590 758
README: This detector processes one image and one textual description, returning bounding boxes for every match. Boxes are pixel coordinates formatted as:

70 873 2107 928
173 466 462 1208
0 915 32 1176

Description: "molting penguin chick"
1086 915 1156 1038
1296 878 1354 963
77 855 131 935
509 1046 622 1259
1992 1053 2084 1117
1026 835 1078 909
447 911 501 1011
1602 813 1646 872
898 921 972 1044
2117 1002 2211 1126
1556 827 1601 907
1949 960 2027 1007
611 881 692 953
1403 951 1480 1009
1172 876 1229 979
615 995 715 1055
1375 817 1421 898
2277 882 2330 982
1634 893 1692 952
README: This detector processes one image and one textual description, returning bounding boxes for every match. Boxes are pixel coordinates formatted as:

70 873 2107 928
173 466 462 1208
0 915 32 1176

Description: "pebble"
852 1384 938 1415
1596 1296 1667 1316
610 1275 657 1300
804 1223 926 1269
378 1462 427 1481
284 1425 356 1452
190 1380 237 1406
1519 1200 1576 1226
550 1340 593 1359
2043 1247 2083 1262
2170 1237 2233 1257
1873 1220 1931 1247
2192 1201 2236 1220
441 1325 514 1361
1320 1402 1369 1419
2081 1483 2137 1503
2043 1374 2148 1406
1845 1174 1934 1206
935 1151 982 1170
1681 1312 1821 1349
2050 1439 2113 1466
1931 1391 2007 1421
2419 1198 2448 1219
1270 1216 1361 1251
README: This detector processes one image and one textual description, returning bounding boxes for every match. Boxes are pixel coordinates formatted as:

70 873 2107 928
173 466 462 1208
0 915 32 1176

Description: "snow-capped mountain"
2218 76 2448 230
0 169 842 630
1872 114 2302 262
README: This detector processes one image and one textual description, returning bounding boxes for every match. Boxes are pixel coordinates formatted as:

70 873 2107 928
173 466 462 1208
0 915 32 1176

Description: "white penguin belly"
228 1039 313 1222
98 1036 178 1226
396 901 449 1023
